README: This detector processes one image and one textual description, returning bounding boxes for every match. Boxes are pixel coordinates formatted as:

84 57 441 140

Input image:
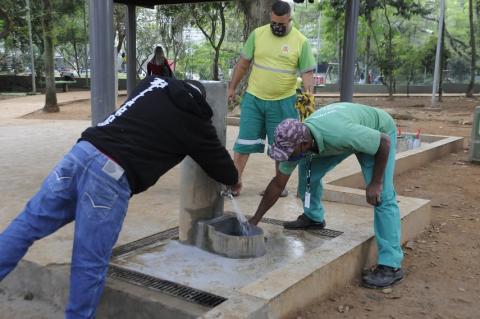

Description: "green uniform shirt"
279 102 396 175
241 25 316 100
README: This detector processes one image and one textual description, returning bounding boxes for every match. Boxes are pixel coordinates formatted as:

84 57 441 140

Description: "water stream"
225 194 253 236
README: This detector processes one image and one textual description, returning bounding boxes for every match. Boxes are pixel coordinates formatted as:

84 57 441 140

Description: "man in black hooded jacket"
0 76 240 319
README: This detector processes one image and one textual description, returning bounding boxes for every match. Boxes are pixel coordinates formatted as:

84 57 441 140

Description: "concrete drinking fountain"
178 81 266 259
196 214 266 258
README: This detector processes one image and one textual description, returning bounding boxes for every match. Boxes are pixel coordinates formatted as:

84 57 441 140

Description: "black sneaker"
283 214 326 230
362 265 404 289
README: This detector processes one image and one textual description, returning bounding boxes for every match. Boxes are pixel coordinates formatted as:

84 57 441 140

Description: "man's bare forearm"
250 177 283 224
301 70 314 93
229 58 250 91
372 133 390 185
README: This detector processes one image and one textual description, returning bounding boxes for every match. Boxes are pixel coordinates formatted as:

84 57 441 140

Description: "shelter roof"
113 0 230 8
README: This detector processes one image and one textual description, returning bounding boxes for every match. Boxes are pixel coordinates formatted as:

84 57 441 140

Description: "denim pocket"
47 159 75 193
83 180 119 220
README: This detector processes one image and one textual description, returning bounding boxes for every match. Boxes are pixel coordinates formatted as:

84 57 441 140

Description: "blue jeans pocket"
83 179 119 220
47 159 75 193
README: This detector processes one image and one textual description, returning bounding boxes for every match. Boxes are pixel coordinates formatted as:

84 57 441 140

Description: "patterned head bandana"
268 118 307 161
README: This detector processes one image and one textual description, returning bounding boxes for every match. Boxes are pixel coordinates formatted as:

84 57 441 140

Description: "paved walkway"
0 90 128 121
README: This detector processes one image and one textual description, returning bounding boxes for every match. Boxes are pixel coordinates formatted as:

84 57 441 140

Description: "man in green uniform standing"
227 0 316 196
249 102 404 288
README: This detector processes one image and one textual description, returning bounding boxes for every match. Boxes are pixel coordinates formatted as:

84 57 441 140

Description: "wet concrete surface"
112 222 332 297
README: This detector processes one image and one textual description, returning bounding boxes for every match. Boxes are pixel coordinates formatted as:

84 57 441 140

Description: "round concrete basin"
198 214 266 259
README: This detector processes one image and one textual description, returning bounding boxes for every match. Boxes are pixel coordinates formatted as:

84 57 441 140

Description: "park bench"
55 80 76 92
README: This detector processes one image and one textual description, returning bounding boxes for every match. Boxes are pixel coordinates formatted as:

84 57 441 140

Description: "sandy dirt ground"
0 95 22 101
15 95 480 318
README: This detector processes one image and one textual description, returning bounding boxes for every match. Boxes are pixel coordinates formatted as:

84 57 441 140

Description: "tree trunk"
383 2 394 99
114 5 126 54
237 0 276 41
42 0 58 112
193 3 227 80
0 8 12 39
364 34 371 83
466 0 476 97
364 14 372 83
212 4 226 81
73 39 81 78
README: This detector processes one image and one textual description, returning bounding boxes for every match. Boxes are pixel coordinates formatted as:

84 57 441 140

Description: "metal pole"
126 4 137 96
26 0 36 94
316 14 321 74
88 0 115 126
340 0 360 102
431 0 445 106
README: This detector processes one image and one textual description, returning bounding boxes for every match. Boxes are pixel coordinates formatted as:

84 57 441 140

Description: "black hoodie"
80 76 238 194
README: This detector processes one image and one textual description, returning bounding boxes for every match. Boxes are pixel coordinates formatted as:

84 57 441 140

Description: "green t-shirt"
279 102 396 175
241 25 316 100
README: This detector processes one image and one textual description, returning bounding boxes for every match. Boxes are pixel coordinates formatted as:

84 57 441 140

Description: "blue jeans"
298 130 403 268
0 141 131 318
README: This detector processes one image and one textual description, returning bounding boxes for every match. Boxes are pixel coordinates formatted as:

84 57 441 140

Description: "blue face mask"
288 152 306 162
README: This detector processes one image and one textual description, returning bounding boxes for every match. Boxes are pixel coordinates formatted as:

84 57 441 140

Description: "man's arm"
188 121 239 187
301 70 314 94
227 56 251 102
249 172 291 225
366 133 391 206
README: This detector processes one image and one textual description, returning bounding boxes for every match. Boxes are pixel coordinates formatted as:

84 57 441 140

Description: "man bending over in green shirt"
249 102 404 289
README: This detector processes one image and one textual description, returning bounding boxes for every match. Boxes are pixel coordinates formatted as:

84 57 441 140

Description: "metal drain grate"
108 265 227 308
306 228 344 238
259 217 285 226
111 227 179 258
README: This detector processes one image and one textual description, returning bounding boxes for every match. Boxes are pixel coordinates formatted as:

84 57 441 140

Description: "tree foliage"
0 0 477 91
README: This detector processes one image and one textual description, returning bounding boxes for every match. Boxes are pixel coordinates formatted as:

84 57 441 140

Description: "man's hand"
229 180 242 196
366 181 382 206
249 215 261 226
227 87 236 104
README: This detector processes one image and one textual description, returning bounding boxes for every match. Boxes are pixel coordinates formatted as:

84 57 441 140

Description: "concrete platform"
105 194 429 319
0 95 464 318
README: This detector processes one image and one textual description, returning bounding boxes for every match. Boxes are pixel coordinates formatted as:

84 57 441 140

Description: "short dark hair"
272 1 291 16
